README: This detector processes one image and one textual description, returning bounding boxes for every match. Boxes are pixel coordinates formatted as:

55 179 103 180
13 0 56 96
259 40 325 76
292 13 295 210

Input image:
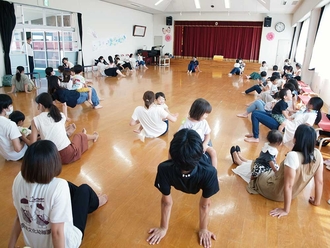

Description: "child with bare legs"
230 130 283 180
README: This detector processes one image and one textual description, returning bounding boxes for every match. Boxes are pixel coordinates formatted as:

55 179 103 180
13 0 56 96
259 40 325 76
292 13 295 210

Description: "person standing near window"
22 37 34 79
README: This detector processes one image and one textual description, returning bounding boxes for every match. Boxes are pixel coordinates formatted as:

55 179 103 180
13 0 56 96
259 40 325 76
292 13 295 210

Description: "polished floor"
1 59 330 247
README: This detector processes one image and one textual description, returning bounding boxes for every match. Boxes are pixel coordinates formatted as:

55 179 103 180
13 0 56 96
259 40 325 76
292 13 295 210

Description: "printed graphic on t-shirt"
20 197 51 234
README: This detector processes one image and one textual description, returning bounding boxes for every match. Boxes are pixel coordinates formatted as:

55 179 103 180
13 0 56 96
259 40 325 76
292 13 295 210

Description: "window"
295 18 310 64
310 4 330 78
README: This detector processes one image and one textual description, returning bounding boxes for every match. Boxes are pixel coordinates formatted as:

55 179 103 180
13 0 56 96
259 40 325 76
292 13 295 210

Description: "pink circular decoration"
165 34 172 42
266 32 275 41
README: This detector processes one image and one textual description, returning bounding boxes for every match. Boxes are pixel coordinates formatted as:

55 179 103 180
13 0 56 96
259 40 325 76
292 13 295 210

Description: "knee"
78 184 90 193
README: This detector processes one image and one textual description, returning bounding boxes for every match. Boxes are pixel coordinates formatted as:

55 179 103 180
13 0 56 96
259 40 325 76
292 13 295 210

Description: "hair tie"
146 99 149 102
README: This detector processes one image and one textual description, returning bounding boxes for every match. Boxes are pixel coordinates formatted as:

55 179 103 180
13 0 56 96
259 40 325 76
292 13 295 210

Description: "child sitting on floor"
9 110 31 137
187 57 201 73
71 65 95 107
245 61 268 80
178 98 217 168
250 130 283 180
271 88 293 132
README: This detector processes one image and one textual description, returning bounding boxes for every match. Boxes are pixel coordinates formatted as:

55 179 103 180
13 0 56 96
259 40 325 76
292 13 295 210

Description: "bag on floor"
2 75 13 86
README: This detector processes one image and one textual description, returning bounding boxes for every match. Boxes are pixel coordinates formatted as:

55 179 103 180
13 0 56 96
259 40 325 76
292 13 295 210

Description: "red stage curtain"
174 21 262 61
173 26 183 57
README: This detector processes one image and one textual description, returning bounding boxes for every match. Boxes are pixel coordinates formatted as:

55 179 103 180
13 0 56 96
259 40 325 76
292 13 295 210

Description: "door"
275 39 290 69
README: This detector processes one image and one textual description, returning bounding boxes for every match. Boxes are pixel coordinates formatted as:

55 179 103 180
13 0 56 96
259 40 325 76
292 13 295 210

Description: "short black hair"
57 66 65 73
9 111 25 124
272 72 281 78
260 71 267 77
267 130 283 144
169 129 203 171
62 57 68 63
292 124 316 164
0 94 13 113
279 88 290 100
189 98 212 121
284 73 293 80
270 76 278 82
21 140 62 184
155 92 166 100
45 67 53 77
73 64 83 74
273 65 278 71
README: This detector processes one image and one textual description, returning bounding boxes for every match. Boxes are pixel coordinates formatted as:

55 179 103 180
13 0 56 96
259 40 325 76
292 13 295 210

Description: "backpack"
2 75 13 86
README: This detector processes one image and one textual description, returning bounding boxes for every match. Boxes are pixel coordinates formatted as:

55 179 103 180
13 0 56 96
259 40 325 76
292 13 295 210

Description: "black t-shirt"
154 154 219 198
272 99 288 115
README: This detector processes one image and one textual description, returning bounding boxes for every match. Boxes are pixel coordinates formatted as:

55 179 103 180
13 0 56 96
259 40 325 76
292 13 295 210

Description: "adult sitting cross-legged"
20 93 99 164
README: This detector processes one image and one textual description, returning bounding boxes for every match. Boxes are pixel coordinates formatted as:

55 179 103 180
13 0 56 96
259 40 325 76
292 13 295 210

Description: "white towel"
231 160 253 183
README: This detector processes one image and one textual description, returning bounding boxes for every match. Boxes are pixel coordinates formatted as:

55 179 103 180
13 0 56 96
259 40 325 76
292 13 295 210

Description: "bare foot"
237 113 248 118
93 131 99 142
144 66 148 69
98 194 108 208
94 105 103 109
244 137 259 143
82 128 87 134
66 123 76 137
88 100 93 106
245 133 253 137
133 129 141 134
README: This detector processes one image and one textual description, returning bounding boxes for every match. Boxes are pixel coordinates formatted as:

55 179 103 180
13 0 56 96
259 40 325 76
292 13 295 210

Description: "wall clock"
275 22 285 32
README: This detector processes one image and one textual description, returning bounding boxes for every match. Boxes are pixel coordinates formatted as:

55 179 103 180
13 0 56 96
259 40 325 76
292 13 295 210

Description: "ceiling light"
195 0 201 9
155 0 164 6
225 0 230 9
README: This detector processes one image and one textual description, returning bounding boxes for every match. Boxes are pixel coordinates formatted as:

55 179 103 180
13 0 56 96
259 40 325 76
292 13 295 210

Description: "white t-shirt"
97 63 107 76
284 151 300 170
178 118 211 142
13 172 82 248
283 111 317 143
0 116 27 161
71 75 85 90
131 105 168 138
22 42 34 56
260 66 268 72
33 112 71 151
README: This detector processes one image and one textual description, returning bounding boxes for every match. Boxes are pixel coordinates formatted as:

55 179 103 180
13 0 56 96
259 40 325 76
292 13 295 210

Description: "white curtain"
295 18 310 64
309 3 330 78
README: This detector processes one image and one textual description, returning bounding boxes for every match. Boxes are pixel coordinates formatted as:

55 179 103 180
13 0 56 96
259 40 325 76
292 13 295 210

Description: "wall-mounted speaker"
166 16 172 26
264 17 272 27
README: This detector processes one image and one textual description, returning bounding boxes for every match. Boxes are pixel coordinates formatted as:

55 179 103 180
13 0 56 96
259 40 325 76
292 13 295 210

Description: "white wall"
1 0 153 76
293 0 330 23
153 13 293 65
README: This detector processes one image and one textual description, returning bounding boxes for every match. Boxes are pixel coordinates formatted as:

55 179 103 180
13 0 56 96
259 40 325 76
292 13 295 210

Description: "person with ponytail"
130 91 178 140
21 93 99 164
8 66 34 94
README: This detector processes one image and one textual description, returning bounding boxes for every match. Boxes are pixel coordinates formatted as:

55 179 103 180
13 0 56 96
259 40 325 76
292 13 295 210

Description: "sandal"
230 146 236 164
236 145 241 152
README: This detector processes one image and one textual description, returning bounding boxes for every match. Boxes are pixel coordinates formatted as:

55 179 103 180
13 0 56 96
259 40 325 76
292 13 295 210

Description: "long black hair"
15 66 24 82
47 75 63 95
308 97 324 125
35 93 62 122
292 124 316 164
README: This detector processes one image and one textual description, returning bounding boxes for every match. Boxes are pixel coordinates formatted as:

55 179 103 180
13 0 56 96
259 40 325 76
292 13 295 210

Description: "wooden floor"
1 59 330 247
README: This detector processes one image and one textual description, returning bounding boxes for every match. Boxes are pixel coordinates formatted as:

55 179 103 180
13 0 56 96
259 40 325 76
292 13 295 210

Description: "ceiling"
100 0 303 14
